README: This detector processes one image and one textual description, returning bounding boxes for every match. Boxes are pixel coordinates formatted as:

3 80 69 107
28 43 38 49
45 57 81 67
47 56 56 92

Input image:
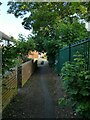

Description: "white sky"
0 1 31 39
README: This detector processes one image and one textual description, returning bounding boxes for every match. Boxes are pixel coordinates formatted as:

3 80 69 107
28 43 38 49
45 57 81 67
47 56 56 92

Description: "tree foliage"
15 38 36 56
2 36 36 75
2 45 17 75
54 21 88 45
7 2 89 65
7 2 90 31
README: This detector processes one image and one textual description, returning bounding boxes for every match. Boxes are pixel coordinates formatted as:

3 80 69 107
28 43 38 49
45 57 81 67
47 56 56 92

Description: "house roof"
0 31 11 41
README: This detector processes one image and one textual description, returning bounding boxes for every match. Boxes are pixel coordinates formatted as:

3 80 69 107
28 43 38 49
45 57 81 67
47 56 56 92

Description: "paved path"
3 60 56 118
2 59 79 119
38 61 56 118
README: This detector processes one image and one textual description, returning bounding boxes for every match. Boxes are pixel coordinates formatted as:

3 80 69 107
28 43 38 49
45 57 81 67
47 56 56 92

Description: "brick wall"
28 50 38 59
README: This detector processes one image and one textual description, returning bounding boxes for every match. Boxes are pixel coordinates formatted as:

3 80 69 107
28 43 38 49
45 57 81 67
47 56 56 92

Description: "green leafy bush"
2 38 36 75
61 52 90 118
2 45 18 75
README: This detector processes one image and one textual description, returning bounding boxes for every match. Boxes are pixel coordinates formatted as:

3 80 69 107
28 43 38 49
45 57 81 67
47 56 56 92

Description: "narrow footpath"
2 59 79 119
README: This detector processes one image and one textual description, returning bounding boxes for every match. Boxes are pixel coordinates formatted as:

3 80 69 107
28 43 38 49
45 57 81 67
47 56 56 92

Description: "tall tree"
7 2 89 65
7 2 89 39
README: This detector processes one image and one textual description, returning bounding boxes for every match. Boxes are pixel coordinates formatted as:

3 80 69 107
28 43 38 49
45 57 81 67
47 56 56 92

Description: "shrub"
61 52 90 118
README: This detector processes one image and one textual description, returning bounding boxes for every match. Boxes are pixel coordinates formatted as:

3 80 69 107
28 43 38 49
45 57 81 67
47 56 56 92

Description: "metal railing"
56 38 90 73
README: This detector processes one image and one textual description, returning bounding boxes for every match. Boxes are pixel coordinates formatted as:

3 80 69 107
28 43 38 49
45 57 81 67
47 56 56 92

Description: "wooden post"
16 65 22 88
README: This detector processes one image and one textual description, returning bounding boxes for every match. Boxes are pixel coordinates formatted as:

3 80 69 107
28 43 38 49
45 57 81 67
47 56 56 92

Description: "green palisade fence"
56 38 90 73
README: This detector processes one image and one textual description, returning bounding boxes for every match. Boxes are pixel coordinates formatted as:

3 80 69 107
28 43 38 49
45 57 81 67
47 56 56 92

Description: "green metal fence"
56 38 90 73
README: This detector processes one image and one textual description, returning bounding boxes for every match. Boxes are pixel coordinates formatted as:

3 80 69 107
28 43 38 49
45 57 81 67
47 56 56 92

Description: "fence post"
88 40 90 70
16 65 22 88
69 44 71 61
